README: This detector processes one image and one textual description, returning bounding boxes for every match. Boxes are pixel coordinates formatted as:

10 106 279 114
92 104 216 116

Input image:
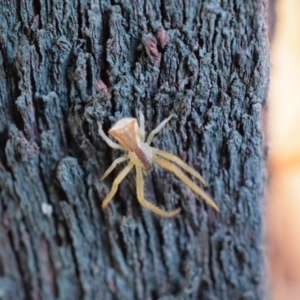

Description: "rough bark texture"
0 1 269 299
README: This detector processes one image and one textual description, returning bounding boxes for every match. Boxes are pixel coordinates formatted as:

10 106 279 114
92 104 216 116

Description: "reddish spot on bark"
39 237 58 296
81 69 87 79
146 37 161 62
156 27 170 49
96 80 108 93
108 276 116 292
182 151 187 162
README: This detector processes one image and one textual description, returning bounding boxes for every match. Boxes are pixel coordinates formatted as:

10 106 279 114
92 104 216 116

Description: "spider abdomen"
109 118 142 152
129 143 153 171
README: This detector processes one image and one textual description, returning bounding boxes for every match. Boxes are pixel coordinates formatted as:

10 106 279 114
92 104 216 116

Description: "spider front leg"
135 166 181 217
97 121 126 150
153 156 219 211
102 163 134 208
146 114 174 145
101 155 129 180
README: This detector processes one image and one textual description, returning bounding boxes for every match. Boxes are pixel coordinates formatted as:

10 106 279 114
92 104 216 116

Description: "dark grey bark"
0 1 269 299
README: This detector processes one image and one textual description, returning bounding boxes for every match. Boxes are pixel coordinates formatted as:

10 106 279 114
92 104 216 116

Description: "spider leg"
152 148 207 186
135 166 181 217
153 156 219 211
146 114 174 145
97 121 126 150
139 110 145 142
101 155 129 180
102 163 134 208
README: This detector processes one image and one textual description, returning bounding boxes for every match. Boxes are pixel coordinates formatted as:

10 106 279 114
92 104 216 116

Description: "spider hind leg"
135 166 181 217
153 156 219 211
152 148 207 185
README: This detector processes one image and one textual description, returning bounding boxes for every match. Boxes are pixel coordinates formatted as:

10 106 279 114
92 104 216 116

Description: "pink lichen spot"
96 80 108 94
146 37 161 62
156 27 170 49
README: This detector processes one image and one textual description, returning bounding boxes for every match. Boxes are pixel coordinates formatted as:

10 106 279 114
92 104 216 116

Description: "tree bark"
0 1 269 299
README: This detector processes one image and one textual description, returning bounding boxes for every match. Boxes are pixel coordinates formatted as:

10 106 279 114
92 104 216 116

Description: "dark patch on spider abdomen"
135 148 152 171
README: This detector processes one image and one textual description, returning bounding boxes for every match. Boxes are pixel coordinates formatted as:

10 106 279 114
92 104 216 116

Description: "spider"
97 112 219 217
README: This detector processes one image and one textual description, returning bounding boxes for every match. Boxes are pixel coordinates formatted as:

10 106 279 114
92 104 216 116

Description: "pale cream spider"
97 112 219 217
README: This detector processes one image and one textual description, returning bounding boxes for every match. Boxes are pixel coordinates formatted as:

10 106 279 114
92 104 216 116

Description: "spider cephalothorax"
97 112 219 217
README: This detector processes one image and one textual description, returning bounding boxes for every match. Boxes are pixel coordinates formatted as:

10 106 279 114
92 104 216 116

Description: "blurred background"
267 0 300 299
